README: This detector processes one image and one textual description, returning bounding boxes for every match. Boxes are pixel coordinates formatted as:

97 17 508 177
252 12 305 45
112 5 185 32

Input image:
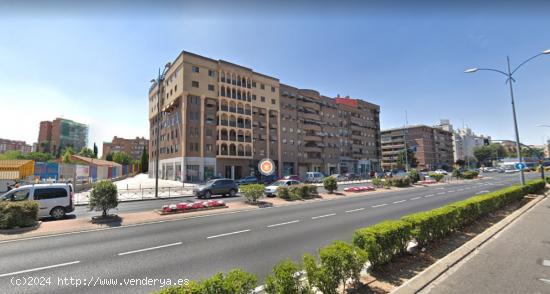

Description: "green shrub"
305 185 318 198
153 269 256 294
154 280 203 294
371 178 383 188
452 168 462 179
461 171 479 179
289 185 304 200
401 206 460 245
88 180 118 217
240 184 264 204
265 259 311 294
546 176 550 185
407 169 420 184
277 186 291 200
388 176 410 187
303 241 367 294
429 173 444 182
352 220 412 267
323 177 338 193
0 200 39 229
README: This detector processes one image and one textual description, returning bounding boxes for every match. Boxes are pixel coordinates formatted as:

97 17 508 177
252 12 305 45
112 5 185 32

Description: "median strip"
311 213 336 220
372 204 388 208
345 208 365 213
206 229 251 239
267 220 300 228
0 261 81 278
118 242 182 256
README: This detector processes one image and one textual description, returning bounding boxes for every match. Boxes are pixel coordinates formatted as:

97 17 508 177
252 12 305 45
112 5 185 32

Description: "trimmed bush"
461 171 479 179
155 269 257 294
288 184 318 200
240 184 264 204
429 173 444 182
401 206 460 245
323 177 338 194
352 220 412 267
265 259 311 294
452 168 462 179
276 186 291 200
408 169 420 184
304 241 368 294
89 180 118 217
0 200 39 229
371 178 383 188
388 176 410 187
306 185 318 198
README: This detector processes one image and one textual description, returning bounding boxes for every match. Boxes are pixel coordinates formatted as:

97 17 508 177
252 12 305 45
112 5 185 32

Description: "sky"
1 0 550 156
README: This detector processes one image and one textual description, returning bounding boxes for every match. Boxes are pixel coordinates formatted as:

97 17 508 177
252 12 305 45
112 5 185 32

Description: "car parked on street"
0 183 75 220
264 180 301 197
434 169 448 175
304 172 325 183
194 179 239 199
259 174 278 185
235 175 259 186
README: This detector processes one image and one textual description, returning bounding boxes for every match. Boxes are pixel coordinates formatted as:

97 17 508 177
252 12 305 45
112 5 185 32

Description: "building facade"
102 136 149 161
148 51 381 182
37 118 89 155
0 138 32 153
381 124 454 171
436 120 491 163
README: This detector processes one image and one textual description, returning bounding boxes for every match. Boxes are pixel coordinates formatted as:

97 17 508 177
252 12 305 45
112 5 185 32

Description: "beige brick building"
149 51 380 182
102 136 149 161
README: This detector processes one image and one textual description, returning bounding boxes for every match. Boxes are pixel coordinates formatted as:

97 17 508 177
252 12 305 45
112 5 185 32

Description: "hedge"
352 220 412 267
461 171 479 179
323 177 338 193
429 173 445 182
0 200 39 230
240 184 264 204
154 269 257 294
287 184 318 200
388 176 410 187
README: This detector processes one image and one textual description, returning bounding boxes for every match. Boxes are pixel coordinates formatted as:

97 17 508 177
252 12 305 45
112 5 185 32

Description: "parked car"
0 183 75 220
260 174 279 185
282 175 304 182
434 169 448 175
329 174 348 181
304 172 325 183
235 175 259 186
344 173 360 180
264 180 301 197
194 179 239 199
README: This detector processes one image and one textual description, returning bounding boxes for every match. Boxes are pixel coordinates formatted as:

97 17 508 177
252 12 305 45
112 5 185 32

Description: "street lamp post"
150 63 171 198
465 49 550 185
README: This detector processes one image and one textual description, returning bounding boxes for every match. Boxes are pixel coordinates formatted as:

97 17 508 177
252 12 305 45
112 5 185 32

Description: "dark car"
235 175 259 186
260 174 279 185
194 179 239 199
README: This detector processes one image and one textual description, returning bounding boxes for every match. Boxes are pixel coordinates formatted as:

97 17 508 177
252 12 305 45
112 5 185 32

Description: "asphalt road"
0 173 538 294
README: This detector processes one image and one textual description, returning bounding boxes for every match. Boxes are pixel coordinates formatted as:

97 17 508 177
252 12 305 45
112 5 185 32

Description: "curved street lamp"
465 49 550 185
150 62 172 197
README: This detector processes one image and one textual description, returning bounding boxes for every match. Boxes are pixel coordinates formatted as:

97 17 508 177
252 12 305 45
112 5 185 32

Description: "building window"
206 144 212 152
192 66 199 73
271 99 275 105
208 70 215 77
208 84 215 91
252 81 256 88
271 86 275 92
260 84 265 90
192 81 199 88
252 94 257 101
261 96 265 102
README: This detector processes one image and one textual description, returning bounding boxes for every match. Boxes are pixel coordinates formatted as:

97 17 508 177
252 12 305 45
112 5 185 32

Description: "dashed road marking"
267 220 300 228
425 194 435 198
393 200 406 204
542 260 550 267
118 242 182 256
207 229 251 239
448 190 455 193
437 192 446 195
0 261 81 278
345 208 365 213
476 190 490 195
372 204 388 208
410 197 421 200
312 213 336 220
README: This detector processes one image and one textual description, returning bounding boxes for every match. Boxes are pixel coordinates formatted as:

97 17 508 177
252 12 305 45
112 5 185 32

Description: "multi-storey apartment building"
37 118 88 155
381 124 453 171
0 138 32 153
102 136 149 161
437 120 491 163
148 51 380 182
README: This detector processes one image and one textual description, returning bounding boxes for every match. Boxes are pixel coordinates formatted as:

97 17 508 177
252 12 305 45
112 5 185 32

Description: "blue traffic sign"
514 162 526 170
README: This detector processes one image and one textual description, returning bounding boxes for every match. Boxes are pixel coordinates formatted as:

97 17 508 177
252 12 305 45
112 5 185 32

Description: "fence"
34 162 140 185
74 185 195 205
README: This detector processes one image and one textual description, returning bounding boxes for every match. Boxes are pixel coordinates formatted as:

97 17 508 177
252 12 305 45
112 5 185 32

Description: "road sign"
514 162 526 170
258 158 275 176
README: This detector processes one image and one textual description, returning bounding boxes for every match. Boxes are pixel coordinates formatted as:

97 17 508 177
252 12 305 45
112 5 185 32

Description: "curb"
391 191 548 294
0 221 42 234
74 194 196 206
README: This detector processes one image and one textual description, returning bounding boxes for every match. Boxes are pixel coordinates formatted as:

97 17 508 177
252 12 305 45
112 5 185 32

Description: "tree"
521 147 544 159
112 151 131 165
78 147 96 158
93 143 98 158
0 151 53 162
88 180 118 217
396 148 418 170
473 146 493 166
455 159 466 168
140 147 149 173
265 259 311 294
61 147 75 164
408 169 420 183
240 184 264 204
106 153 113 161
39 140 51 153
323 176 337 193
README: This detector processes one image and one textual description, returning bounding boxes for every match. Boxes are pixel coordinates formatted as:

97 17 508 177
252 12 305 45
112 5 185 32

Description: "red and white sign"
258 158 275 176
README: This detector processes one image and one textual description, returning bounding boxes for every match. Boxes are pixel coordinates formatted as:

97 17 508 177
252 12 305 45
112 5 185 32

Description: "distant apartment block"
381 124 453 170
437 119 491 162
102 136 149 160
148 51 381 182
37 118 89 154
0 138 32 153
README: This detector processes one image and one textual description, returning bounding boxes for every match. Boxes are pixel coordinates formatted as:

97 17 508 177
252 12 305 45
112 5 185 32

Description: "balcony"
300 112 321 121
302 100 321 111
302 123 321 131
303 146 322 153
303 135 322 142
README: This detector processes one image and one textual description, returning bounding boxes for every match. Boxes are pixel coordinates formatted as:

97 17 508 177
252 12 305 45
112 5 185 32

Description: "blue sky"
1 1 550 154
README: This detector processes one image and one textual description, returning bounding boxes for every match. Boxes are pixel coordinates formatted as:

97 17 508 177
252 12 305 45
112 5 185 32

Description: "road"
0 173 538 294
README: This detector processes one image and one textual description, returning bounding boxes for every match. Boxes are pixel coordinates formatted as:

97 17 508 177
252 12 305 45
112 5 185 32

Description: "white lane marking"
410 197 421 200
540 278 550 285
542 260 550 267
457 189 464 191
448 190 456 193
476 190 490 195
207 229 251 239
118 242 182 256
345 208 365 213
372 204 388 208
393 200 406 204
311 213 336 220
0 261 81 278
437 192 446 195
425 194 435 198
267 220 300 228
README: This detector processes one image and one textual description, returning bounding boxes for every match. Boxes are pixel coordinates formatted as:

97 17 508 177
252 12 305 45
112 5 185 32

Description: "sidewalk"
420 195 550 294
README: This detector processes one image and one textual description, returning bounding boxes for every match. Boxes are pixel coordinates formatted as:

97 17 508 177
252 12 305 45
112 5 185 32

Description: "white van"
0 183 75 220
304 172 325 183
